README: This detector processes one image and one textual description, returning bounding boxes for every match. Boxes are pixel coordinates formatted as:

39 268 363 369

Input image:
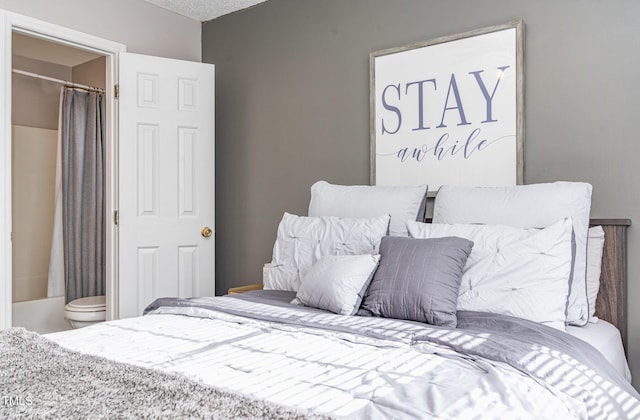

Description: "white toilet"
64 295 106 328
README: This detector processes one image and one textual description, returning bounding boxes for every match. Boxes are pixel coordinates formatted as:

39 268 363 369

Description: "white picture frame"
370 21 524 195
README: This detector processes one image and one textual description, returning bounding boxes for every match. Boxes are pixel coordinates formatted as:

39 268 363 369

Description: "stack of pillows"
265 180 603 330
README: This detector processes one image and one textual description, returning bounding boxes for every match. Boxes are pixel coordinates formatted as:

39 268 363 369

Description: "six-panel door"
118 52 215 318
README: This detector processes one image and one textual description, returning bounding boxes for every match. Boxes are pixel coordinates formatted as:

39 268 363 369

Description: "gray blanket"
146 290 640 419
0 327 331 420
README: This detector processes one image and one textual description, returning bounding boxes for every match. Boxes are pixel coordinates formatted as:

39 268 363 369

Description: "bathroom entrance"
11 32 109 333
0 10 125 331
1 10 216 331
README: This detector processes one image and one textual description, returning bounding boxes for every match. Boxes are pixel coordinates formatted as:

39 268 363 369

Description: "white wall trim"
0 9 126 329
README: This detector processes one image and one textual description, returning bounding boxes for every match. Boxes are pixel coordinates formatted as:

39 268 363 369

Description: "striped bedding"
46 291 640 419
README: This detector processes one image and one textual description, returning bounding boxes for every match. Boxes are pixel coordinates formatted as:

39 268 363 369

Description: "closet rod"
12 68 105 93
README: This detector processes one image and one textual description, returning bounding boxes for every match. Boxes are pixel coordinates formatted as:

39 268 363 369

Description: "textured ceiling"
142 0 268 21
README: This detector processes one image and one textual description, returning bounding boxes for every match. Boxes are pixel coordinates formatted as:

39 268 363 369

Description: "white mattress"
565 319 631 382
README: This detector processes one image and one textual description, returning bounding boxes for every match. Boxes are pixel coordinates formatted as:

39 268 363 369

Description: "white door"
118 52 215 318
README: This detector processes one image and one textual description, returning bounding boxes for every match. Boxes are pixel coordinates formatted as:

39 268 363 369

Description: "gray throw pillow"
359 236 473 327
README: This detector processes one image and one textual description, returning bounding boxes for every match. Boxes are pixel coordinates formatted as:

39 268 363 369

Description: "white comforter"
47 294 638 419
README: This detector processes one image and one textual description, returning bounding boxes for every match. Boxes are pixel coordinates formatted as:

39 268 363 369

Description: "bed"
2 181 639 419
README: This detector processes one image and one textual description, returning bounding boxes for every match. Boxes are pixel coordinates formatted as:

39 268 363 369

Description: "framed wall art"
370 21 524 195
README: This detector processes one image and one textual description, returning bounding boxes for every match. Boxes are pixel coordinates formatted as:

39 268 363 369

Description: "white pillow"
308 180 427 237
292 254 381 315
587 226 605 323
432 182 592 326
266 212 390 291
407 217 574 330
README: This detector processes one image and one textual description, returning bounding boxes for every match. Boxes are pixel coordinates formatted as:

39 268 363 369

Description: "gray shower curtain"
61 88 105 303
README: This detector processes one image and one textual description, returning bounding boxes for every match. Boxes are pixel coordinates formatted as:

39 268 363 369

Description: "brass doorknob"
201 227 213 238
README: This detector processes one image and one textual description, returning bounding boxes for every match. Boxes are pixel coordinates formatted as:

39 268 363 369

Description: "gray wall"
203 0 640 386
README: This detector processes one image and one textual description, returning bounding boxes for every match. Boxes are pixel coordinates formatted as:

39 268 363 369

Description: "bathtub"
12 296 72 333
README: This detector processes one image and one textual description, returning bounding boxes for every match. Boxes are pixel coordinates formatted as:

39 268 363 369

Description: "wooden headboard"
591 218 631 351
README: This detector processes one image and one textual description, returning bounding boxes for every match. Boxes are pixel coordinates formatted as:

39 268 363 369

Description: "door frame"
0 10 126 329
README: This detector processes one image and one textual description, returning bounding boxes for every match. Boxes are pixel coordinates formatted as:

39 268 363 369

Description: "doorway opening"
11 33 105 333
0 10 126 330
